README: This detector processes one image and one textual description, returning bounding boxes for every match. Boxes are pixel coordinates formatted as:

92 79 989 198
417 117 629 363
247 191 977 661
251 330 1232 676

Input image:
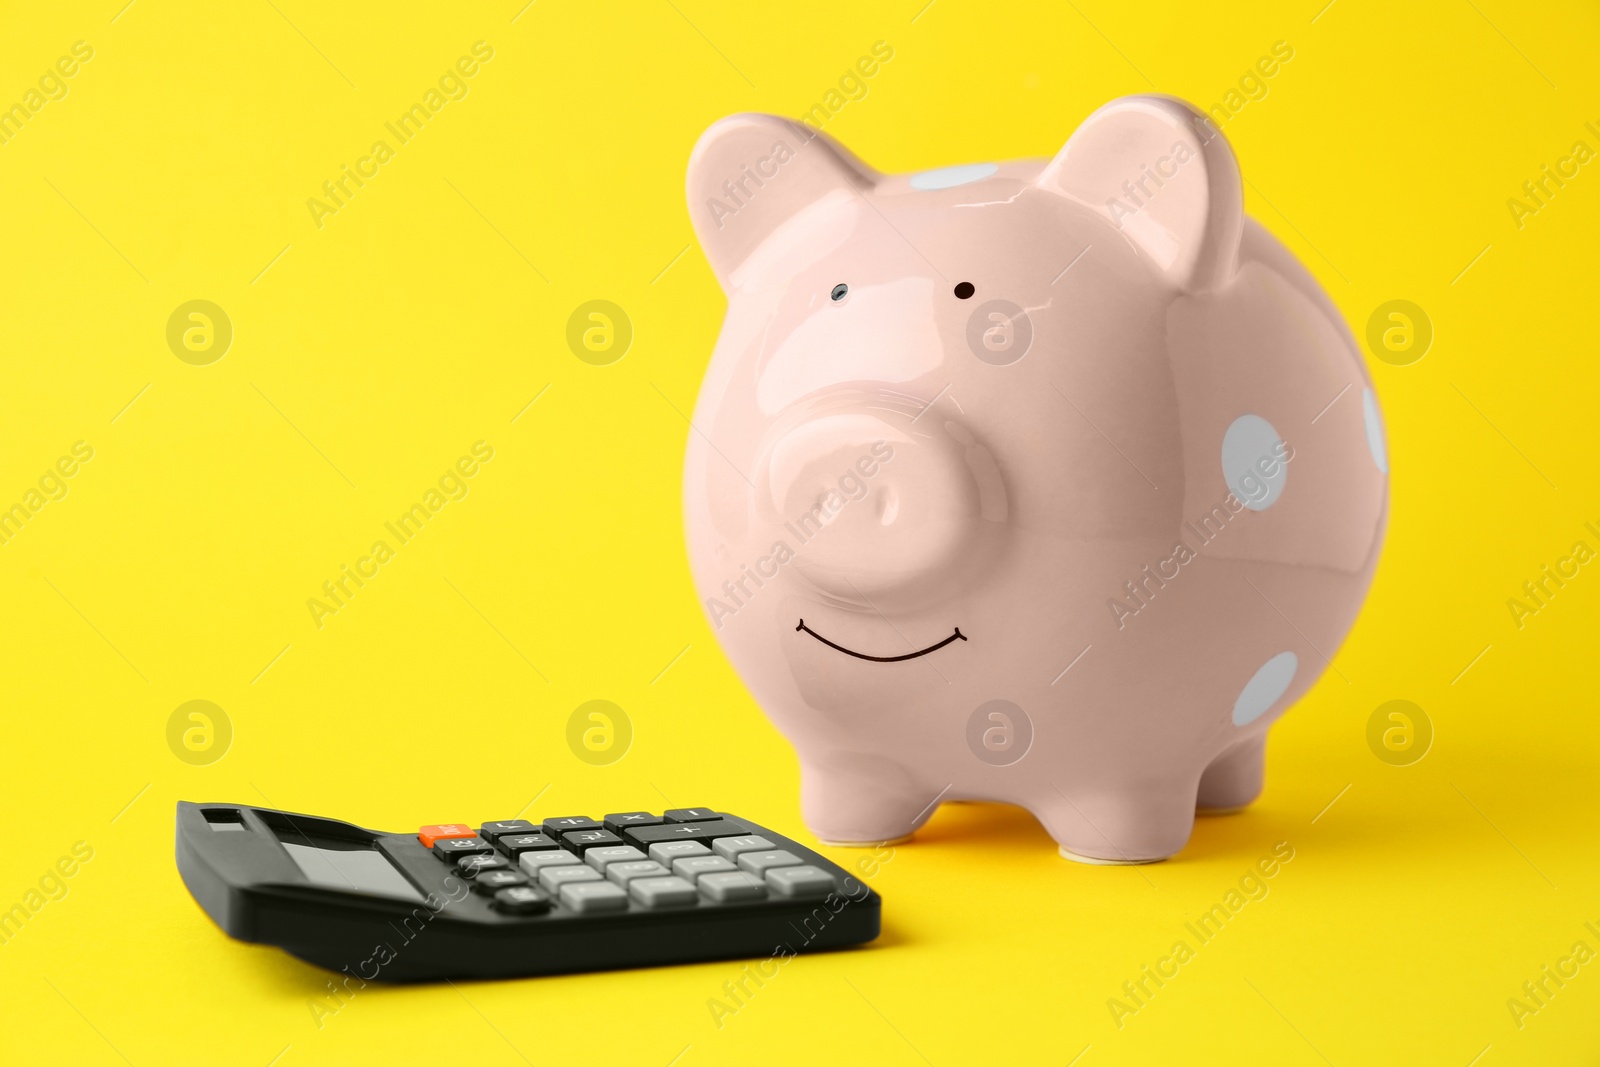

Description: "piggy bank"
682 95 1386 863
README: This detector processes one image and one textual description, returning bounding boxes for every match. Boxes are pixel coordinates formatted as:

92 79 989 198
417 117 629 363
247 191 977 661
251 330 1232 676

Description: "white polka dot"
909 163 998 190
1221 414 1287 511
1233 651 1297 726
1363 387 1387 473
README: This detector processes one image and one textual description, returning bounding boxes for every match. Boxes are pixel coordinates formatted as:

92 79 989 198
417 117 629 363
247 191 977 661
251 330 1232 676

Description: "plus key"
622 818 748 850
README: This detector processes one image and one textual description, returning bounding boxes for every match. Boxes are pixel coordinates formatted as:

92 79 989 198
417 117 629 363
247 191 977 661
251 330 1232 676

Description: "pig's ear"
1038 95 1242 293
687 114 876 290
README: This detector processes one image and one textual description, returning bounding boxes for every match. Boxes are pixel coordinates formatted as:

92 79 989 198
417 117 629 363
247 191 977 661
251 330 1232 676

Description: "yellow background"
2 1 1597 1063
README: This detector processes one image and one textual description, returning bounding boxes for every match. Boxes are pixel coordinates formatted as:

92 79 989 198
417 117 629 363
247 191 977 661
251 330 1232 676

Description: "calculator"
175 801 881 981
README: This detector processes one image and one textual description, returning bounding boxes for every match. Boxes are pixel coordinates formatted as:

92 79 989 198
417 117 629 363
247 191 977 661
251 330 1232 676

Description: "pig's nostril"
877 488 899 525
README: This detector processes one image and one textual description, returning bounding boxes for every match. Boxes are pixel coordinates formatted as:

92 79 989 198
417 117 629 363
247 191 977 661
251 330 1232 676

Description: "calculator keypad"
478 820 537 841
561 829 624 853
497 833 560 858
605 860 670 886
737 850 805 876
430 810 848 920
538 865 603 892
647 841 711 865
698 871 767 902
713 835 775 860
433 837 492 861
672 855 736 882
470 869 530 894
602 812 663 833
584 846 647 872
623 819 748 849
456 854 511 877
492 886 552 915
765 866 836 899
663 808 719 823
559 881 629 913
418 824 477 847
630 876 698 908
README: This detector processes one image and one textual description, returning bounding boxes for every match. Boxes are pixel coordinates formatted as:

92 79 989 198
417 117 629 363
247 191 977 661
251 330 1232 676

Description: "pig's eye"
954 282 975 299
830 283 848 301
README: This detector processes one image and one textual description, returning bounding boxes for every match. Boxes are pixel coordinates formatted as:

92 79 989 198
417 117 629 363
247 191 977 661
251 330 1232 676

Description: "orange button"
418 824 478 847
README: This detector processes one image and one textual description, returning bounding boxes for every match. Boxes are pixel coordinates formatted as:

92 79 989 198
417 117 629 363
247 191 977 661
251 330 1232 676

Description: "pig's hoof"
1195 804 1250 816
817 834 914 848
1196 737 1266 812
1058 846 1164 866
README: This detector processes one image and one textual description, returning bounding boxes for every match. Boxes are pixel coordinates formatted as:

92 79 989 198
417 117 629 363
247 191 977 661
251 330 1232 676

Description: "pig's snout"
761 411 1006 608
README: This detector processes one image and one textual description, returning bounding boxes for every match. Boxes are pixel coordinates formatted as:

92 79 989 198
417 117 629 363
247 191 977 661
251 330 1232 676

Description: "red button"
418 824 477 847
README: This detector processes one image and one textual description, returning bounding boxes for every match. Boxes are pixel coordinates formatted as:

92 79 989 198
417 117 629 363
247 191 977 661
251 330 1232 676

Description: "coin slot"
202 808 247 831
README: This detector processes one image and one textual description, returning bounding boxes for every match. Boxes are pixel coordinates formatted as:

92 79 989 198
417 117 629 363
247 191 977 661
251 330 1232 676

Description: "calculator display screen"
279 839 424 902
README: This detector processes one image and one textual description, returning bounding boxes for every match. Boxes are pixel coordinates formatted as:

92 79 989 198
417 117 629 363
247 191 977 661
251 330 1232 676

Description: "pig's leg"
1035 784 1198 864
800 753 939 845
1196 736 1267 814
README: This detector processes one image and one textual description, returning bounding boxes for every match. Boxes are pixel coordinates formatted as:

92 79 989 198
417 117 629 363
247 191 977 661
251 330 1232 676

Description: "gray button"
559 880 629 913
765 865 837 899
698 871 767 902
629 875 699 908
672 855 736 883
736 849 805 876
538 864 603 892
585 845 646 872
713 835 775 860
647 841 711 865
519 850 581 873
606 860 670 886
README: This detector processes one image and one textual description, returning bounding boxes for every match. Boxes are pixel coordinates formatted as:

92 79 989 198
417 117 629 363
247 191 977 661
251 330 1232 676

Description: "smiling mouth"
795 619 968 662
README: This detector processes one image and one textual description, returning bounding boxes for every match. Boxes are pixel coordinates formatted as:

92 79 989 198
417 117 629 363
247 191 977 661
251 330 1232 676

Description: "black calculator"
175 801 881 981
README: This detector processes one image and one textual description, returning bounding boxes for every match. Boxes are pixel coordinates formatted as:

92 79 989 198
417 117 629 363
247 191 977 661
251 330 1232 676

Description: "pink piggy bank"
682 96 1386 863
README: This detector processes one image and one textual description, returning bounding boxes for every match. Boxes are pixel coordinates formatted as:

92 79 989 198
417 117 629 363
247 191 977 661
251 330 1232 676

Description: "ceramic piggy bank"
682 95 1386 862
